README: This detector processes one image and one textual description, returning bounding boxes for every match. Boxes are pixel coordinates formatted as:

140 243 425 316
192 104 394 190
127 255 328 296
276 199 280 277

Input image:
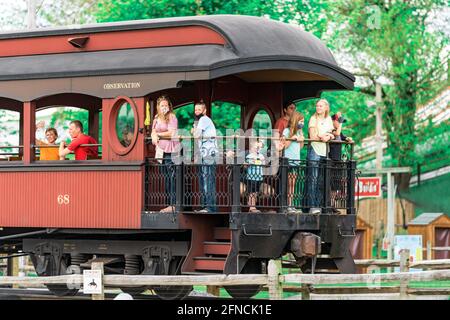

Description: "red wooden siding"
0 26 226 58
0 170 142 229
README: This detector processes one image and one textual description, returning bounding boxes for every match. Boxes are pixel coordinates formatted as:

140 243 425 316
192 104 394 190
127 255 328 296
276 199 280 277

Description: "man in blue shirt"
192 101 218 213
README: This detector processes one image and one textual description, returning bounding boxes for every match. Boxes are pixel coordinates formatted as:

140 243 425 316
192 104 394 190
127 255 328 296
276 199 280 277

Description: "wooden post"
301 284 311 300
427 240 432 260
268 260 282 300
91 262 104 300
7 257 19 288
399 249 410 299
206 285 220 297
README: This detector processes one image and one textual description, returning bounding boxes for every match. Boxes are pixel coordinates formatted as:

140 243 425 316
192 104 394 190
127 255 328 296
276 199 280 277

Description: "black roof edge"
0 56 354 89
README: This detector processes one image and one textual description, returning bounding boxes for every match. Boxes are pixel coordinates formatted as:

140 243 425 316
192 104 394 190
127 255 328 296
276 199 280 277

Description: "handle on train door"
242 224 273 237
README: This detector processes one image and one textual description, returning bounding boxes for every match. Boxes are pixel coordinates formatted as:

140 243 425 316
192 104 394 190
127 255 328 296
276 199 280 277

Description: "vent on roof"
68 36 90 48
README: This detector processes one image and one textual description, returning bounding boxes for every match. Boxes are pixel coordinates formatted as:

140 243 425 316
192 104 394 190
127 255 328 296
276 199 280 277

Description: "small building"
408 213 450 259
350 216 374 260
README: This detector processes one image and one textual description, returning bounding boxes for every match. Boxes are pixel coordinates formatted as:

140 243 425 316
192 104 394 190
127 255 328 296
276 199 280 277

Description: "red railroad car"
0 15 356 299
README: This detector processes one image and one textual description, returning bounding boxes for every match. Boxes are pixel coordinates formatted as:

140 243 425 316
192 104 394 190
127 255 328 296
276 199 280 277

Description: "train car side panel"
0 170 142 229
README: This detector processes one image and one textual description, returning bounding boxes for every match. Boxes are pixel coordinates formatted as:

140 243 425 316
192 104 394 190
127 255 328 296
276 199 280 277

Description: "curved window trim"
109 96 138 156
248 107 274 130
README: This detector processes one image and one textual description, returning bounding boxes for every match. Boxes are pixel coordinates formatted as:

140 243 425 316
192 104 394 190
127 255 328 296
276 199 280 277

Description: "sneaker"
195 208 209 213
285 207 297 214
331 208 341 214
309 207 321 214
294 208 303 214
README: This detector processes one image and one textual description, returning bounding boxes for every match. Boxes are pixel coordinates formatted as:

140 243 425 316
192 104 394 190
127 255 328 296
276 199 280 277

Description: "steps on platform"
192 227 231 272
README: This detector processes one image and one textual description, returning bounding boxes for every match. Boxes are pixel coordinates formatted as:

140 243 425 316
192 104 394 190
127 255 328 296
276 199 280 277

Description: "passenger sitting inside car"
36 127 64 161
59 120 98 160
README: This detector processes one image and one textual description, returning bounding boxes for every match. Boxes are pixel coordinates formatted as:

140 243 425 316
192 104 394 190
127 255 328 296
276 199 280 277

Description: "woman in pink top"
151 96 179 213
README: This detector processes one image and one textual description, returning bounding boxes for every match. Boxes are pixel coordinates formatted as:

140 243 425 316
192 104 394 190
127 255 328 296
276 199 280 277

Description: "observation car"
0 15 356 299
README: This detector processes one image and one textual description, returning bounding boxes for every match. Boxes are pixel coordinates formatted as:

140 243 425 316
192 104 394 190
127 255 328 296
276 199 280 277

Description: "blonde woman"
281 111 305 213
306 99 334 210
151 96 179 213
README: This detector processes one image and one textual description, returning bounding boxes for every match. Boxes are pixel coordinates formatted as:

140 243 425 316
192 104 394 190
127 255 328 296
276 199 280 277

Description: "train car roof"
0 15 354 98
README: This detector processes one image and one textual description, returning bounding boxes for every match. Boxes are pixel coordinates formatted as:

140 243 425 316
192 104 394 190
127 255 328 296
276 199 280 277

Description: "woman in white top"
305 99 335 210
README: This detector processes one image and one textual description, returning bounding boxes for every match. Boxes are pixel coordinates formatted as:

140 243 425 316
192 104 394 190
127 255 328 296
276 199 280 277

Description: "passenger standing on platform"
151 96 179 213
280 111 305 213
59 120 98 160
329 113 353 213
37 127 63 160
305 99 334 211
191 101 218 213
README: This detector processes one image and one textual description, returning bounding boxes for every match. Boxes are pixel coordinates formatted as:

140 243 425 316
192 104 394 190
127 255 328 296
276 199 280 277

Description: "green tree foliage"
96 0 329 37
328 0 449 167
49 108 89 143
94 0 449 172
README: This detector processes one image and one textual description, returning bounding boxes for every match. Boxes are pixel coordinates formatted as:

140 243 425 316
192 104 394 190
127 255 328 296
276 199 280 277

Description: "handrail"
0 145 23 149
145 135 354 144
33 143 102 148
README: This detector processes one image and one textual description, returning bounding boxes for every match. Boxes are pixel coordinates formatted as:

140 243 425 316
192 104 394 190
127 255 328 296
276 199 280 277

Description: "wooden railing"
1 251 450 300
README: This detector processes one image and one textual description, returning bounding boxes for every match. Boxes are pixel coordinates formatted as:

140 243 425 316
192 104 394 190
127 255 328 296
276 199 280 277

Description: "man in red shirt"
59 120 98 160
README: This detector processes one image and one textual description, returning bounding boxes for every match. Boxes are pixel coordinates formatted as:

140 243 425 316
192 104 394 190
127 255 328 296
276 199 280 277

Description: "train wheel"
152 257 193 300
120 255 149 296
31 253 80 297
224 259 264 299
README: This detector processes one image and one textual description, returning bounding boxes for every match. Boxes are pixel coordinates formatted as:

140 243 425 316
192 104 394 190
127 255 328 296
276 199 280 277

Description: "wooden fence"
1 251 450 300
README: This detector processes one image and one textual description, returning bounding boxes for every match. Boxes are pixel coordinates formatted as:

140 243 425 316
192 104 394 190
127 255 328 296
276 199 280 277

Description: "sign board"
355 177 382 198
394 235 423 272
83 269 103 294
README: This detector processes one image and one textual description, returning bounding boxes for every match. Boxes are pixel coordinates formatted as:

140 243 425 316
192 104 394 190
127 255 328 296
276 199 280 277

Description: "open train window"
212 101 242 134
109 97 138 155
251 109 273 150
173 103 195 132
0 109 20 161
36 107 90 161
251 109 272 135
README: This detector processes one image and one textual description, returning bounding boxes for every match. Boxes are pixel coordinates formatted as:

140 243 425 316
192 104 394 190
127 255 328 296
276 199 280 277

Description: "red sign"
356 177 382 198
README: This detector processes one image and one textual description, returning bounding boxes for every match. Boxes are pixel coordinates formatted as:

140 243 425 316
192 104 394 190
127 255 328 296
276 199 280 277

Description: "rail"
145 135 356 214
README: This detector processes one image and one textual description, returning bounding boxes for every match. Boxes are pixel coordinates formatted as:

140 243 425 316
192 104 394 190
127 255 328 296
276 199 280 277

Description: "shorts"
246 179 262 193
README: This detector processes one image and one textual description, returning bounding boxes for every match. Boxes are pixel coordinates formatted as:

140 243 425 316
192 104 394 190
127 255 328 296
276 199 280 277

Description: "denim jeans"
199 163 217 212
305 146 325 208
162 153 176 205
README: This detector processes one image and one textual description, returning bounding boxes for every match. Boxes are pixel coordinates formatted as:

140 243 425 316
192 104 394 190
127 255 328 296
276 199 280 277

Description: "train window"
212 101 242 133
109 97 138 155
116 101 136 148
173 103 194 133
252 109 272 135
0 110 20 161
36 107 89 160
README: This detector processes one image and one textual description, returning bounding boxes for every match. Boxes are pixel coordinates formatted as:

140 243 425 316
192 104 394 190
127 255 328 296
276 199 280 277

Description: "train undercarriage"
1 211 356 299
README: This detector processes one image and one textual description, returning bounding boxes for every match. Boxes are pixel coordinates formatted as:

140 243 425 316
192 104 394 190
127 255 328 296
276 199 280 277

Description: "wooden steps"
193 256 226 271
203 241 230 256
192 227 232 272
